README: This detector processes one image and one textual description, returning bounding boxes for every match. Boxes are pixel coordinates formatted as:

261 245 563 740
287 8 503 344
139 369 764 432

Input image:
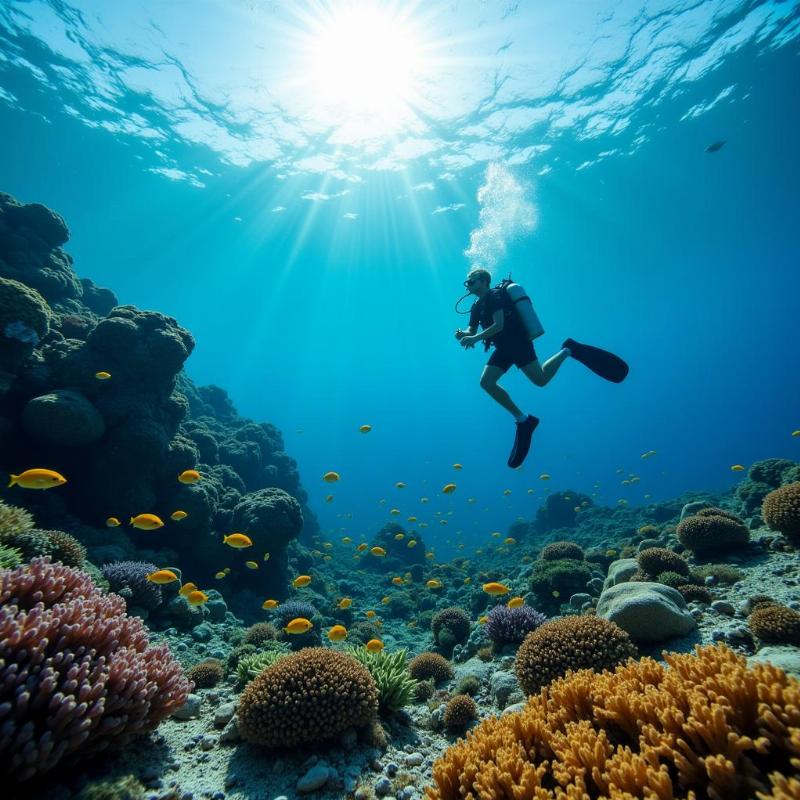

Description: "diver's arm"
455 324 478 340
473 310 504 341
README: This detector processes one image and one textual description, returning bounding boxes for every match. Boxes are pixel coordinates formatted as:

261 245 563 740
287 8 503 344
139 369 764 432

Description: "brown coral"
748 604 800 645
237 648 378 748
427 644 800 800
515 615 637 695
242 621 279 646
443 694 477 729
409 652 454 684
677 584 714 604
540 540 584 561
676 511 749 555
637 547 689 578
36 529 87 567
762 482 800 545
186 658 225 688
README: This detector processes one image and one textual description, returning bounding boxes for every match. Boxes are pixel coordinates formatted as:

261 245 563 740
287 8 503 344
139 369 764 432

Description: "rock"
206 598 227 623
500 701 527 716
200 734 217 750
570 592 592 609
490 670 519 708
374 777 392 796
173 694 201 720
213 702 236 727
711 600 735 616
637 538 661 552
192 622 213 642
749 646 800 679
603 558 639 590
680 500 714 520
586 578 604 595
22 389 105 446
297 764 331 793
405 752 424 767
596 582 697 643
219 715 241 744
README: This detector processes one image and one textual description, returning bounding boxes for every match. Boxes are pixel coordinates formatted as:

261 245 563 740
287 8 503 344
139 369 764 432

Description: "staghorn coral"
237 648 378 748
346 646 418 714
762 482 800 545
637 547 689 578
515 615 637 695
186 658 225 689
426 644 800 800
484 604 547 646
748 604 800 645
0 500 34 536
0 558 189 782
676 510 750 556
431 606 471 649
100 560 163 611
443 694 477 729
242 621 279 647
540 540 585 561
409 652 453 684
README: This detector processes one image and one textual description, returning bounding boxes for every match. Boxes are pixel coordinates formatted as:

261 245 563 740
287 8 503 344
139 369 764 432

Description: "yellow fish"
395 481 407 489
130 513 164 530
263 552 270 561
8 468 67 490
224 567 231 574
617 499 628 505
407 516 417 522
478 615 489 624
442 483 457 494
187 590 209 606
326 494 334 503
223 533 253 548
552 590 560 598
491 531 501 538
439 520 448 526
420 497 429 503
394 533 405 540
94 371 111 380
323 471 340 483
730 464 745 472
419 522 428 528
503 489 511 496
407 539 417 548
323 555 332 562
147 569 179 585
390 508 400 516
792 430 800 437
392 576 404 586
342 536 352 544
365 610 376 618
105 517 121 527
381 596 390 605
322 542 333 549
284 617 313 634
337 598 353 609
262 599 279 609
370 546 386 557
327 624 348 641
539 473 550 481
463 577 472 585
359 424 372 433
245 561 259 570
356 543 368 552
527 489 535 494
504 537 516 545
452 463 463 470
178 582 198 597
426 579 442 590
573 506 581 512
178 469 201 484
425 551 435 559
292 575 312 588
483 582 509 596
215 571 226 579
507 596 524 608
365 639 384 653
170 510 188 521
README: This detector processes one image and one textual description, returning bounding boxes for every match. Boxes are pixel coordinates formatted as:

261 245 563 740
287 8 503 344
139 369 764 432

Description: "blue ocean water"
1 0 798 558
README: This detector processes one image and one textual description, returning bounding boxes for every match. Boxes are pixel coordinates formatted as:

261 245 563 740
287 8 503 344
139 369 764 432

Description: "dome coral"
676 509 749 556
762 482 800 545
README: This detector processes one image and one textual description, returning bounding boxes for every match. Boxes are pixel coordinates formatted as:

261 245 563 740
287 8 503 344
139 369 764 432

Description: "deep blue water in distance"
1 1 799 556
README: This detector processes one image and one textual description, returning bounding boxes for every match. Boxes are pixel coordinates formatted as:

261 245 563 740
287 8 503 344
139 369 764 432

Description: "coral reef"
762 482 800 544
676 584 714 604
431 606 471 650
242 621 280 646
0 525 86 566
0 499 34 536
409 652 454 684
235 643 290 686
0 558 189 782
528 558 592 613
636 546 689 578
346 646 418 714
676 508 750 556
484 604 547 646
427 645 800 800
101 560 163 611
533 490 593 531
443 694 477 729
748 604 800 645
237 648 378 748
515 615 637 695
539 540 584 561
186 658 225 688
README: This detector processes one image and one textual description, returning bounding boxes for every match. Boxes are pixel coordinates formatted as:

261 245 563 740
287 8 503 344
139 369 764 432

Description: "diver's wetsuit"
469 287 536 372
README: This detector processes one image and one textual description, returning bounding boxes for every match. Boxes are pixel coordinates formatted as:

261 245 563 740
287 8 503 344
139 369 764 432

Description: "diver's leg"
521 348 570 387
479 366 523 419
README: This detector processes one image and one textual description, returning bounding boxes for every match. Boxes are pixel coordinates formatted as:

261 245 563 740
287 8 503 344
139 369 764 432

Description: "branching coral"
237 648 378 747
426 644 800 800
762 482 800 545
515 615 637 695
409 652 454 684
484 604 547 646
676 510 750 556
0 558 189 782
346 646 418 714
748 604 800 645
540 541 585 561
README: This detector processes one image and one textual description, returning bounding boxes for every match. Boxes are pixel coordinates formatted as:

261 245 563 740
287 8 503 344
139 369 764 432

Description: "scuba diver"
455 268 628 468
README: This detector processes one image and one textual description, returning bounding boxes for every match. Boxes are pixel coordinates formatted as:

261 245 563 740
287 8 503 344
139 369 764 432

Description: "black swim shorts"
487 338 537 373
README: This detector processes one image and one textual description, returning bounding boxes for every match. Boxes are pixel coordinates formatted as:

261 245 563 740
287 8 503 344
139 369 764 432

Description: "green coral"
76 775 145 800
345 646 418 714
0 543 22 569
0 500 35 537
236 644 290 686
691 563 744 585
0 277 52 342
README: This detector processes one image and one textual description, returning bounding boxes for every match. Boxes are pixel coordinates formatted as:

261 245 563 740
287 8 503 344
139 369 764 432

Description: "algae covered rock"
596 581 697 643
22 389 105 446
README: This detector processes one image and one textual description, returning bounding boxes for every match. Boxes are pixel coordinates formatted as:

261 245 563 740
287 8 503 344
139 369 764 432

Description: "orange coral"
426 644 800 800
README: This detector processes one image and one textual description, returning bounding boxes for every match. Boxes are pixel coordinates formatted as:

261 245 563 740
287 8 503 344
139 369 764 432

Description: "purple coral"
101 560 163 610
485 604 547 646
0 558 190 782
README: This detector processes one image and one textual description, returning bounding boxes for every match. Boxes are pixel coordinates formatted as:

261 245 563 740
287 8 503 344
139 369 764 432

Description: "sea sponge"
676 510 750 556
237 648 378 748
186 658 225 689
748 604 800 645
243 621 279 646
637 547 689 578
762 482 800 544
540 540 584 561
0 500 34 536
443 694 477 729
409 652 454 684
515 615 637 695
431 606 471 649
345 646 418 713
101 560 163 611
0 558 189 782
484 604 547 646
529 558 592 613
426 644 800 800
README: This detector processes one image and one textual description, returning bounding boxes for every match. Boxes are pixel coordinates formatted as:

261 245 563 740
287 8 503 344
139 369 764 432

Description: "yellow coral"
426 645 800 800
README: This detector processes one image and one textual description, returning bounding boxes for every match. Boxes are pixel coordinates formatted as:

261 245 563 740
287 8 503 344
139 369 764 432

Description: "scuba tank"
498 277 545 340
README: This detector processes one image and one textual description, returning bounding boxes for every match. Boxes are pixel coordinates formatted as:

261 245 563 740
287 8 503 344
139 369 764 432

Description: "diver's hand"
455 329 467 340
460 335 478 349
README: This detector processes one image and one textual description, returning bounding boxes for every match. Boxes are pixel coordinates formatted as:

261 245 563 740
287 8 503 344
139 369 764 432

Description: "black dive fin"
563 338 629 383
508 415 539 469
